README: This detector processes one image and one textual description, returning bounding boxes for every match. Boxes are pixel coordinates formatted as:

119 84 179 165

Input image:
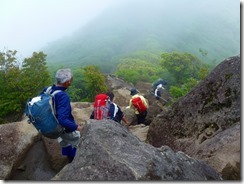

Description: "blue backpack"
25 86 65 139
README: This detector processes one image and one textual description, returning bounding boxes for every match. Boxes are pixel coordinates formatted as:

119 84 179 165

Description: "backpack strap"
44 86 52 94
51 90 62 96
44 86 62 96
44 86 62 115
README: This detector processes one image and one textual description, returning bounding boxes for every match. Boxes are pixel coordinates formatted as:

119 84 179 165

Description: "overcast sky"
0 0 121 58
0 0 242 59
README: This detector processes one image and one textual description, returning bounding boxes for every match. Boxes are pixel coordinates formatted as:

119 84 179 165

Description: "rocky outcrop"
0 119 39 179
147 55 241 180
2 55 240 180
4 101 149 180
52 120 222 181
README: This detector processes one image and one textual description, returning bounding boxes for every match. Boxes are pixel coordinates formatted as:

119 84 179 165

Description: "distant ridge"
42 0 240 72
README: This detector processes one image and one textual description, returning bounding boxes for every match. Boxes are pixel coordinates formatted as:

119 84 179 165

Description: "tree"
169 78 198 99
0 51 51 122
160 51 210 100
160 51 205 86
115 57 166 84
67 67 87 102
0 50 23 119
21 52 51 95
82 65 107 101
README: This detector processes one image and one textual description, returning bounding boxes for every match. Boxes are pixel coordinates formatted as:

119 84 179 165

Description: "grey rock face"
147 55 240 180
0 120 39 179
52 120 222 181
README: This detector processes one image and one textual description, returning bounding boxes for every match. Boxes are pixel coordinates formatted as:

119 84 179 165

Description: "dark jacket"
41 85 78 132
108 102 124 123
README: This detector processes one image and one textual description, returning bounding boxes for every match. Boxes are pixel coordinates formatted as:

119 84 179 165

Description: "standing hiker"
40 68 82 163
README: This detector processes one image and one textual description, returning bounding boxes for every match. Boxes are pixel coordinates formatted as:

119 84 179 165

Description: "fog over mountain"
42 0 240 72
0 0 118 57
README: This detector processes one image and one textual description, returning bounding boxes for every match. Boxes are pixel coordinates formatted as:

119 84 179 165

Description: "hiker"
90 93 110 120
90 92 130 126
40 68 82 163
152 78 167 100
154 83 165 100
129 88 149 125
106 91 130 126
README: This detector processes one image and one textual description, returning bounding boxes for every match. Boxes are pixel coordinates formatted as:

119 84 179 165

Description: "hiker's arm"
129 99 133 109
122 116 129 125
154 88 158 96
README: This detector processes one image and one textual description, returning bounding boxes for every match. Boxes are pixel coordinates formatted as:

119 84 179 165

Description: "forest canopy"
0 50 51 122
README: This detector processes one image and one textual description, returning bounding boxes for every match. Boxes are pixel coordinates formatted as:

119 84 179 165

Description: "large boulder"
52 120 222 181
71 102 94 124
0 119 39 179
147 55 241 180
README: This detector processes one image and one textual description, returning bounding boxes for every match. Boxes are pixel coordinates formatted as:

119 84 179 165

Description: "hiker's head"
56 68 73 86
106 91 114 101
130 88 138 96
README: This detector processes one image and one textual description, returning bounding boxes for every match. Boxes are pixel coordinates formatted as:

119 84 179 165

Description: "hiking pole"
150 91 168 102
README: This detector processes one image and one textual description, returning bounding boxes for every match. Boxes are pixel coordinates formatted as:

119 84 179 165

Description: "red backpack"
93 94 110 120
131 96 147 113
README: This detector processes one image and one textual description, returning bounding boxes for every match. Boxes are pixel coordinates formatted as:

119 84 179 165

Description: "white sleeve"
154 88 158 96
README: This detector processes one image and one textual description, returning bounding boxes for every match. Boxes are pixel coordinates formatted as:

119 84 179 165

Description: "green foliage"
169 86 185 99
21 52 51 94
0 50 51 121
160 51 203 85
0 50 22 118
170 78 198 99
115 55 166 85
82 65 107 101
160 51 211 100
198 67 209 80
67 67 87 102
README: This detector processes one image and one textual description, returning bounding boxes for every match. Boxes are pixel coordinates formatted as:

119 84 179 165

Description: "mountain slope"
43 0 240 72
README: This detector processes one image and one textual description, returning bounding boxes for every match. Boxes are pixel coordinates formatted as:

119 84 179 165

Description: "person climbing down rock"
152 78 167 101
128 88 149 125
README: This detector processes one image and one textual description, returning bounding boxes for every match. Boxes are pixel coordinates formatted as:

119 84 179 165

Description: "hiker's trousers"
58 130 81 148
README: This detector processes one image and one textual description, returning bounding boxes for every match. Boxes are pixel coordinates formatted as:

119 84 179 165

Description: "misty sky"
0 0 121 58
0 0 242 58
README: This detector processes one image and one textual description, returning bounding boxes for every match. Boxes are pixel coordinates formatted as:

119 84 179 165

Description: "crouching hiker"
106 91 130 126
152 78 167 101
154 83 165 100
40 68 82 163
90 91 130 127
129 88 149 125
